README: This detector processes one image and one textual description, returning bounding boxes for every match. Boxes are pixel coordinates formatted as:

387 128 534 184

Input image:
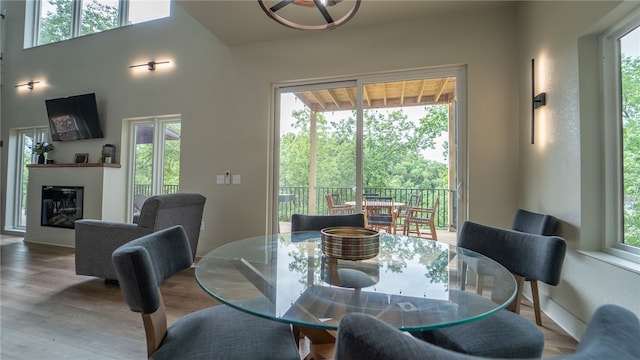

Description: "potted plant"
33 142 54 164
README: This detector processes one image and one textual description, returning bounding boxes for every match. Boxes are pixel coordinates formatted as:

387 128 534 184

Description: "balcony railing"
133 185 180 196
279 187 453 229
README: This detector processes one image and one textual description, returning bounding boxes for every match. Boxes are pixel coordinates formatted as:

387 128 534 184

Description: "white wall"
516 0 640 338
2 0 639 337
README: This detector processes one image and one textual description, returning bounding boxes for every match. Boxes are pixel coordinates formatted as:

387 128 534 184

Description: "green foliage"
279 104 449 191
39 0 118 45
32 142 54 155
621 55 640 247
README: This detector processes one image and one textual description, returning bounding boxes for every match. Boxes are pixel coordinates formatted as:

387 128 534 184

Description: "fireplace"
41 186 84 229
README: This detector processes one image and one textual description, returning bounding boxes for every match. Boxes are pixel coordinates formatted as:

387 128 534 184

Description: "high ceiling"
175 1 513 47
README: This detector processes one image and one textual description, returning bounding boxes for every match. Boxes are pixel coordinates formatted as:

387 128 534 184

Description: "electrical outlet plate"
232 175 241 184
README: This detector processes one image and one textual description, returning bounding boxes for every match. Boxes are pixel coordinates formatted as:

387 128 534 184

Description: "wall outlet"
216 175 224 184
232 174 241 184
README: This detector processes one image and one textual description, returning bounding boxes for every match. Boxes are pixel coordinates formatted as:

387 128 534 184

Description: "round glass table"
195 232 516 358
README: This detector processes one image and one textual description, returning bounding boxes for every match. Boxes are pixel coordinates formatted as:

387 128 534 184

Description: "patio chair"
403 196 439 240
394 194 422 233
511 209 559 326
325 193 355 215
112 226 300 360
363 196 396 234
335 304 640 360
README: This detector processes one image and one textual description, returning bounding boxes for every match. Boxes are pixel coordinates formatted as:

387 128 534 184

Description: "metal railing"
133 184 180 196
278 186 453 229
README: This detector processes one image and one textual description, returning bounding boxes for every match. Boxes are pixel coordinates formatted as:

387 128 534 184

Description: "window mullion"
72 0 82 37
119 0 129 27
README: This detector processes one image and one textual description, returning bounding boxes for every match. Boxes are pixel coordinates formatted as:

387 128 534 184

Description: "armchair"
75 193 206 281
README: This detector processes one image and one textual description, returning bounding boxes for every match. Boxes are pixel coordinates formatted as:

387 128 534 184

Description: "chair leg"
530 280 542 326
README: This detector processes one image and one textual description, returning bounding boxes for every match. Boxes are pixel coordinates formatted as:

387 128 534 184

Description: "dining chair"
363 196 396 233
111 225 300 360
325 193 355 215
335 304 640 360
394 194 422 233
403 196 440 240
412 220 566 358
511 209 559 326
291 213 365 232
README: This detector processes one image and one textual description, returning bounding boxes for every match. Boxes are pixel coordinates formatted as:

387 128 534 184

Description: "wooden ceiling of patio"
293 77 456 112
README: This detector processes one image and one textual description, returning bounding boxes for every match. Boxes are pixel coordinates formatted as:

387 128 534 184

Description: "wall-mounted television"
45 93 104 141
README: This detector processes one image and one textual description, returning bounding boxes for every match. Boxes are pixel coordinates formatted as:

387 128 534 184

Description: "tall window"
602 9 640 262
127 115 181 219
27 0 170 47
7 128 50 231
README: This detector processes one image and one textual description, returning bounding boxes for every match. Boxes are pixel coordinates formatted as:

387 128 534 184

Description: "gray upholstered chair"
511 209 559 325
414 221 567 358
290 213 365 232
111 226 300 360
75 193 206 281
335 304 640 360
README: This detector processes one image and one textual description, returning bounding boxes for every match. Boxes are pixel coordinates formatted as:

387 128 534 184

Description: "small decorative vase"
37 154 45 164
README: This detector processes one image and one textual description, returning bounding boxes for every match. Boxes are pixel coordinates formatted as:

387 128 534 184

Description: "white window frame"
25 0 170 48
125 115 181 220
602 8 640 264
4 127 50 232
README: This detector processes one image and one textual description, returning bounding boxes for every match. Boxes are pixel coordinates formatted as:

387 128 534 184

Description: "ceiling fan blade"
313 0 335 24
271 0 293 12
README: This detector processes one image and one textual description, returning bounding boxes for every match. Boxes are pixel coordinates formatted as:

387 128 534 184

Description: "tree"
39 0 118 45
622 55 640 247
279 104 449 190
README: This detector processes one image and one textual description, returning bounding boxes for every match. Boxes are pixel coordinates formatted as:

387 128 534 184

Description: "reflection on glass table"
195 232 516 359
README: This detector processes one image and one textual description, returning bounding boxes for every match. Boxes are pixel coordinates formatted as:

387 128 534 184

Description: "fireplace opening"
41 186 84 229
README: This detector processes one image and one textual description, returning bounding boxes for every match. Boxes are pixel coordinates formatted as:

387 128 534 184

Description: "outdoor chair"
394 194 422 233
363 196 396 234
403 196 439 240
325 193 355 215
413 220 567 358
112 226 300 360
75 193 206 281
335 304 640 360
511 209 559 326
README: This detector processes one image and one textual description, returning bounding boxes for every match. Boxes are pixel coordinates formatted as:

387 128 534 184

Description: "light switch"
216 175 224 184
232 175 241 184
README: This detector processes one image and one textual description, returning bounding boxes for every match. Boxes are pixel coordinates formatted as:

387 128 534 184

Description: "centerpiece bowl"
320 226 379 260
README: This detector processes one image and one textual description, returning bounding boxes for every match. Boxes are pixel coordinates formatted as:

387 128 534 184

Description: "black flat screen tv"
45 93 104 141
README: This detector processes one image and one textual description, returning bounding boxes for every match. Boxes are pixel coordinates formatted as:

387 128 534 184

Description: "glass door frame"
269 66 468 234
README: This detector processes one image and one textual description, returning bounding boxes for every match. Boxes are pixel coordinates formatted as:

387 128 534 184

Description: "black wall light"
15 80 40 90
531 58 547 144
129 60 170 71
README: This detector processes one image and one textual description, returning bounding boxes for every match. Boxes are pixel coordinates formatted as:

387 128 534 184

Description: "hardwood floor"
1 234 578 359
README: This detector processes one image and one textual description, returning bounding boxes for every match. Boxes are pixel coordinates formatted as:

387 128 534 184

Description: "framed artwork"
74 153 89 164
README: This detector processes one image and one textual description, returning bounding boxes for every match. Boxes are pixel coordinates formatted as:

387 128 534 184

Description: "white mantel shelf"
27 163 121 168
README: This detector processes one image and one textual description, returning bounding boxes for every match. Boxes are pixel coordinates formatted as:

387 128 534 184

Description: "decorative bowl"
320 226 380 260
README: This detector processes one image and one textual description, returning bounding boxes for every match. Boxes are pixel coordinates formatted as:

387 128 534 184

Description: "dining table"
195 231 517 359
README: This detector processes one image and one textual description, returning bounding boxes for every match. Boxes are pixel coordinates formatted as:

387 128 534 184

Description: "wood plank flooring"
1 234 578 359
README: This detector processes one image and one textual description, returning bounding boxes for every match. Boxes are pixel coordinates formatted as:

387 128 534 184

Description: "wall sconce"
129 60 170 71
15 81 40 90
531 58 547 144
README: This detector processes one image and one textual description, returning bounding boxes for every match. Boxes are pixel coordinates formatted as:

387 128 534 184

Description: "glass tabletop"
195 232 516 332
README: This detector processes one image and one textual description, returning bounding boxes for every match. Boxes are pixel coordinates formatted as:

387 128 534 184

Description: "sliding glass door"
273 68 466 234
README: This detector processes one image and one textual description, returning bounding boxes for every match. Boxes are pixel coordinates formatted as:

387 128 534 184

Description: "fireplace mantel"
27 163 121 168
25 165 126 247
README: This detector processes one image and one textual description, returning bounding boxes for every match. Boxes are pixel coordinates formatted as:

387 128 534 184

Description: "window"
602 8 640 262
5 127 50 231
126 115 181 220
27 0 170 47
